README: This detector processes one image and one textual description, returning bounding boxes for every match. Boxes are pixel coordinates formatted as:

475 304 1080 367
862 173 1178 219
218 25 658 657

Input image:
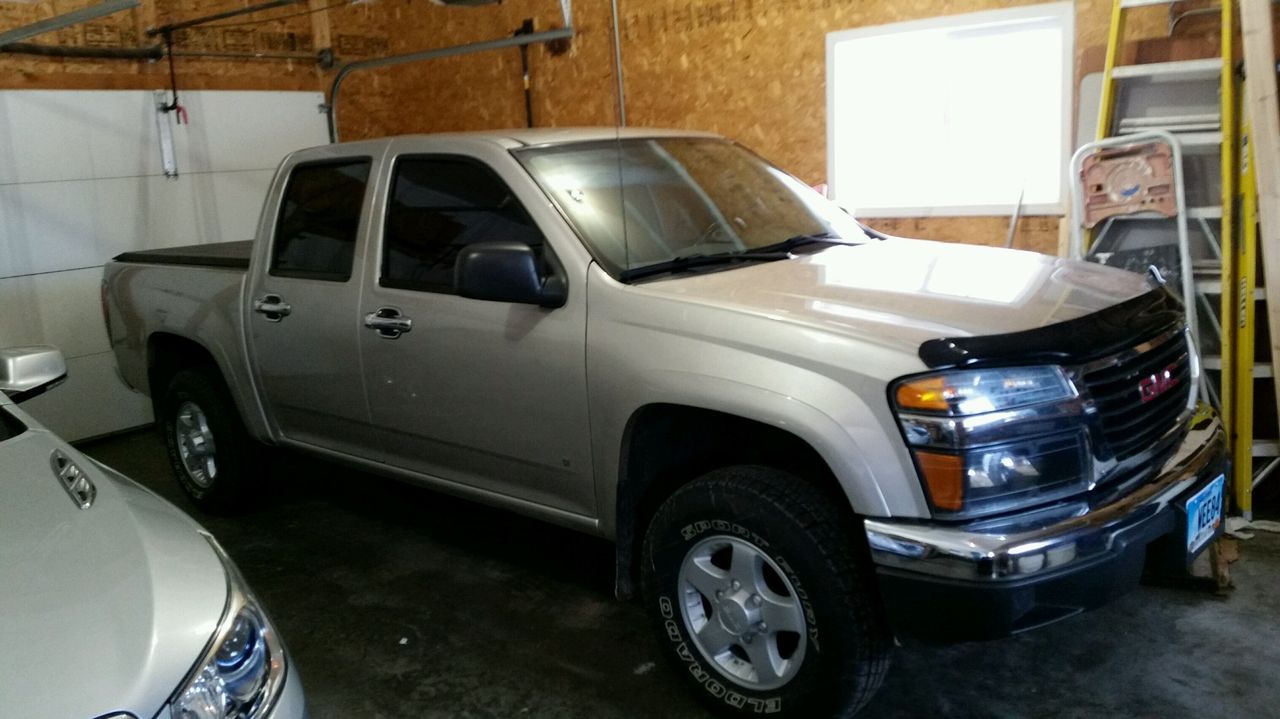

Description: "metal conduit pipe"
172 50 320 61
0 42 163 60
0 42 322 63
326 27 575 143
610 0 626 126
0 0 139 47
146 0 302 37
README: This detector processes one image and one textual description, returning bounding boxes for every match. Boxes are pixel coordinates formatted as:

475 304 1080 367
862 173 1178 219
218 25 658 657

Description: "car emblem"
51 450 96 510
1138 363 1179 403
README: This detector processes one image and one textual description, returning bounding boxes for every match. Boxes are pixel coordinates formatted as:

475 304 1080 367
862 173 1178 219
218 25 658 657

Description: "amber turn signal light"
895 377 951 412
914 451 964 511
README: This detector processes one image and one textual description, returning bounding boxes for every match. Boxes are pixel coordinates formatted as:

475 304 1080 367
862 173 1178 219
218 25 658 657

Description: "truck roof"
329 127 720 151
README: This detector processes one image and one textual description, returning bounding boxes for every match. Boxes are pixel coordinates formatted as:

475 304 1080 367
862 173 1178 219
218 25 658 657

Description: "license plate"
1185 474 1225 555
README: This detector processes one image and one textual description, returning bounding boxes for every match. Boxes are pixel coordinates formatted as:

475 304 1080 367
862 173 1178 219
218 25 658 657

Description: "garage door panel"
18 351 153 440
0 180 98 277
0 267 110 360
0 91 153 185
0 89 328 440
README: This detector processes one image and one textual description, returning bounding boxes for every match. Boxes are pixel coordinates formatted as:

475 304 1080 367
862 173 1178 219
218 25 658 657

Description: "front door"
358 146 594 516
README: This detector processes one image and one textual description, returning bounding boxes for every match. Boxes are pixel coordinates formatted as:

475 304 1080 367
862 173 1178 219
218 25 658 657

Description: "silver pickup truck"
103 128 1227 718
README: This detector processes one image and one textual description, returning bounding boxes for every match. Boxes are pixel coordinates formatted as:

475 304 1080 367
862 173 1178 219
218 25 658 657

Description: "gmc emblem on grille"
1138 364 1180 403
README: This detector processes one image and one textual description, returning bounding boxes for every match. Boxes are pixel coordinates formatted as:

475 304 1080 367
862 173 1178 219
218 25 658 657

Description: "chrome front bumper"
865 413 1226 583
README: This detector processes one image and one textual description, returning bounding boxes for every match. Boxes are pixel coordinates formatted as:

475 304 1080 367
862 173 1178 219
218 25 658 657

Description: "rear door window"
270 159 372 281
381 156 544 293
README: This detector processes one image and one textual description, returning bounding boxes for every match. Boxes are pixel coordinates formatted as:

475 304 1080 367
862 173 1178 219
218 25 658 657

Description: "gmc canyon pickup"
103 128 1227 718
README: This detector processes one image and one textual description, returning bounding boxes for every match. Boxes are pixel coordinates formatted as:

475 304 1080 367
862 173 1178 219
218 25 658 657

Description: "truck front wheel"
640 466 891 718
160 367 257 513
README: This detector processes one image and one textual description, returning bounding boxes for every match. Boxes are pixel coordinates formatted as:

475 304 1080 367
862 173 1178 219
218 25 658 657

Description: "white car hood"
0 422 225 719
640 238 1155 359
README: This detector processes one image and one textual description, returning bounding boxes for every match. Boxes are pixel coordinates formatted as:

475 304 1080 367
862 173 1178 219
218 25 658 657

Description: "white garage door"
0 89 329 441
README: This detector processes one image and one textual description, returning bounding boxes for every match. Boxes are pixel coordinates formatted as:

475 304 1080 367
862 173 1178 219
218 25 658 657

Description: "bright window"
826 3 1073 216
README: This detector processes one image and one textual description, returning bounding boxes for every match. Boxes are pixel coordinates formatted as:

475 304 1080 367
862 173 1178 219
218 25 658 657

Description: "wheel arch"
612 403 867 599
146 332 269 440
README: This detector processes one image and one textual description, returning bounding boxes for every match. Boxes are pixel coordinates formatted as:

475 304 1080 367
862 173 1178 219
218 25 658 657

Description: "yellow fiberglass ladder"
1236 0 1280 520
1071 0 1279 519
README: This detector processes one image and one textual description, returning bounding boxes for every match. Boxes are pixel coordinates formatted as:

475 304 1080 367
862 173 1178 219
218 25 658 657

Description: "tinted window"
382 157 543 293
270 159 371 281
0 407 25 443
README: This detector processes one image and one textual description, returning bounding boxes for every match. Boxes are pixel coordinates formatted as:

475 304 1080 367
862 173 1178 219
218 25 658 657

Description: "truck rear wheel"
640 466 890 718
160 367 257 513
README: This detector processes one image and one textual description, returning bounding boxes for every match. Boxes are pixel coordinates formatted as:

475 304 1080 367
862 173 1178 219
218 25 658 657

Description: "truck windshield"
514 138 870 280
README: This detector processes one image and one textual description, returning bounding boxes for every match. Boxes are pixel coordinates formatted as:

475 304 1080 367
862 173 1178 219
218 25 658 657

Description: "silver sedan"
0 346 305 719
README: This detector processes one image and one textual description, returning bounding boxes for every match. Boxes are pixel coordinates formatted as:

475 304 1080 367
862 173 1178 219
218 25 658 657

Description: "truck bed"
113 240 252 270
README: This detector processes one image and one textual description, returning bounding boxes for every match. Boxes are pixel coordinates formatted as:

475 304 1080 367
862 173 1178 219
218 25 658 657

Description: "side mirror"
0 346 67 403
455 241 567 308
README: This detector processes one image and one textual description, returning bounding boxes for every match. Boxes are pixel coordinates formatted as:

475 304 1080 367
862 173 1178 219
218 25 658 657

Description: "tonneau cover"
113 240 252 269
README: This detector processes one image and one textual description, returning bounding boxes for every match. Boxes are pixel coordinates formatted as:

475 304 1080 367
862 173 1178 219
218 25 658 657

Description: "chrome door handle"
253 294 292 322
364 307 412 339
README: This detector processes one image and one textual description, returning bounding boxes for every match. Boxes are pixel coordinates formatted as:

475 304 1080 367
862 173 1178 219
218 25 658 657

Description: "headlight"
895 366 1073 415
170 536 287 719
892 366 1091 518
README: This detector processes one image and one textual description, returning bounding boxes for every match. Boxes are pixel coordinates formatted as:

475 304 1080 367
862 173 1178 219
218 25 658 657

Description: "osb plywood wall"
0 0 1226 255
0 0 386 89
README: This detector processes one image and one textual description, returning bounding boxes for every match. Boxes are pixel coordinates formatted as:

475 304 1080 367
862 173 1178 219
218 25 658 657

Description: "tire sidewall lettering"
680 519 760 544
664 635 781 714
660 519 824 714
773 555 820 651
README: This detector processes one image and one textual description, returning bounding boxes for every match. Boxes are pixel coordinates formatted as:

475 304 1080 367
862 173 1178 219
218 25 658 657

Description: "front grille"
1082 332 1192 461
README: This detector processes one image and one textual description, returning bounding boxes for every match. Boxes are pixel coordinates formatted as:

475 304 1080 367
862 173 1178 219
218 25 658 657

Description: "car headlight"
170 536 287 719
891 366 1092 518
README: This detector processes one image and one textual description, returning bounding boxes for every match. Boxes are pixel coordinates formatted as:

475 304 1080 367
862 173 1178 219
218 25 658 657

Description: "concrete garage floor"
80 430 1280 719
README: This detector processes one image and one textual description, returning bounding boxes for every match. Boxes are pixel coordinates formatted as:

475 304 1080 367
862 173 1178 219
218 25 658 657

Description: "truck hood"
0 424 225 719
639 238 1154 360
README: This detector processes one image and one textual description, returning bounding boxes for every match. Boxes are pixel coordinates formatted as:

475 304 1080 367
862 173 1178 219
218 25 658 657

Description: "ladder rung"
1178 131 1225 149
1103 129 1223 148
1118 114 1222 133
1110 59 1222 82
1195 280 1266 301
1201 356 1274 378
1109 205 1222 221
1188 205 1223 219
1119 114 1220 127
1120 0 1177 7
1253 441 1280 458
1117 123 1222 134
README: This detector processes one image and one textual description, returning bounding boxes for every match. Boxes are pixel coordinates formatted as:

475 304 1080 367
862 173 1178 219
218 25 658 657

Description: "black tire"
640 466 891 718
160 366 258 513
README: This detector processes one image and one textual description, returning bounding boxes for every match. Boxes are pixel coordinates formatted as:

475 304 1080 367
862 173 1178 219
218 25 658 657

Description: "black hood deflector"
918 286 1184 369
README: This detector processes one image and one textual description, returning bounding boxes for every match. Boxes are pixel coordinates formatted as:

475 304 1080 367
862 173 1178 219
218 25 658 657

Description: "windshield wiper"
620 233 857 282
742 232 854 256
620 252 789 282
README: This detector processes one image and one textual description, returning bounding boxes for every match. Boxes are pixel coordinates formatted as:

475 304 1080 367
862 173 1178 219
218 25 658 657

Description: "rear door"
357 138 594 517
246 145 385 460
